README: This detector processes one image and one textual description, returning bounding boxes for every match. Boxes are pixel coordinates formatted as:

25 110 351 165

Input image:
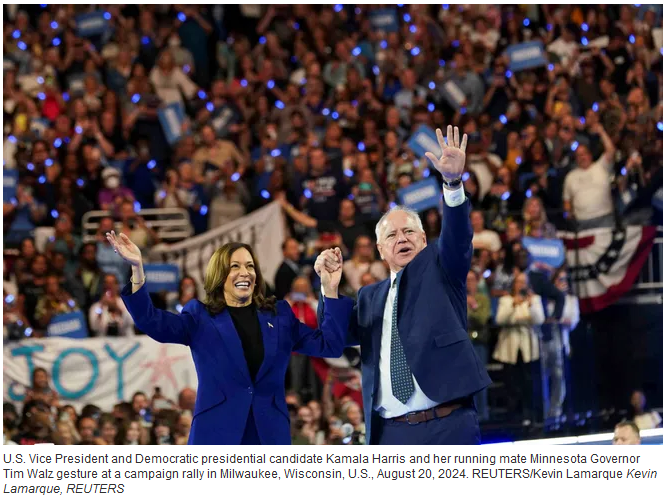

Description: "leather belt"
391 401 465 425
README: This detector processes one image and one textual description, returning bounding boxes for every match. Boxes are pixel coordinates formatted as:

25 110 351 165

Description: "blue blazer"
320 198 491 444
121 284 353 445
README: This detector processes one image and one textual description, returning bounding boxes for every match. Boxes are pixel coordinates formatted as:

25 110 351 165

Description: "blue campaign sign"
407 125 442 158
158 102 186 145
369 8 399 32
397 177 442 212
506 41 548 72
48 311 89 339
522 237 565 269
442 79 467 110
144 264 180 293
76 11 109 38
211 105 238 137
4 168 19 201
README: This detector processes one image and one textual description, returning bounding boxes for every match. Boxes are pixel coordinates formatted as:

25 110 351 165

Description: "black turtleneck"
227 303 264 382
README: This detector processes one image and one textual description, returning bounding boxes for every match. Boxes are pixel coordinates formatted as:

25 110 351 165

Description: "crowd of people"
3 4 663 444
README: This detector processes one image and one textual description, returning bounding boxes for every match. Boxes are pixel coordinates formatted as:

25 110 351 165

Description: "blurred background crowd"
3 4 663 445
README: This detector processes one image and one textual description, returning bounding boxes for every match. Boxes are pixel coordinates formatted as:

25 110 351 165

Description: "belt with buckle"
391 400 465 425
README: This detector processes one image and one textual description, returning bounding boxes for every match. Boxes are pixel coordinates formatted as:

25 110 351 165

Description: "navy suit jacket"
121 283 353 445
320 198 491 444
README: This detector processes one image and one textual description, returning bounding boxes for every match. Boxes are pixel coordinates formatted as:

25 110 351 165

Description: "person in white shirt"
494 273 545 424
88 273 135 337
149 50 198 108
471 209 502 253
342 235 388 296
630 390 662 430
563 123 617 229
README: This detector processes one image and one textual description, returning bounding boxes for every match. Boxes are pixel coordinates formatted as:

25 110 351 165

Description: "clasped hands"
314 247 343 299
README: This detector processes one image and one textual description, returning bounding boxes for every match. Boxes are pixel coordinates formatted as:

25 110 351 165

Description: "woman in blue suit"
106 231 351 445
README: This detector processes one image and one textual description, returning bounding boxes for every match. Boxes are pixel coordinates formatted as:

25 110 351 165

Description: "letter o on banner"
52 348 99 399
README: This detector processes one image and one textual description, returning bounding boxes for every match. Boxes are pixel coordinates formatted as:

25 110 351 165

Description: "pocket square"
268 322 274 328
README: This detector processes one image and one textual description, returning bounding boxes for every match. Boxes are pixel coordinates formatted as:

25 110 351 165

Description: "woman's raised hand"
106 230 143 267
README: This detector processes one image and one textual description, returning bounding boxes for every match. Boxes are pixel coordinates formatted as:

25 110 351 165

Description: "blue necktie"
390 276 415 404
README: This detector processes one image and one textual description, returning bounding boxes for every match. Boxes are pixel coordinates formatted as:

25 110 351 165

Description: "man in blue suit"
317 125 491 444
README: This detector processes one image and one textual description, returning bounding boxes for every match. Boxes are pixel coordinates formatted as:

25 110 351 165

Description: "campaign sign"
397 177 442 212
144 264 180 293
442 79 467 110
30 118 51 138
4 168 19 201
369 8 399 32
522 236 565 268
407 125 441 158
48 311 89 339
158 102 185 145
506 41 548 72
211 105 237 137
68 73 86 96
76 11 109 38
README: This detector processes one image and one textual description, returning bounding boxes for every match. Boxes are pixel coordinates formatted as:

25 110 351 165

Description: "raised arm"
107 230 197 345
288 297 353 357
425 125 473 285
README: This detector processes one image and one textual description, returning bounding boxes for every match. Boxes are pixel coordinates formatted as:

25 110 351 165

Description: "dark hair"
203 242 276 315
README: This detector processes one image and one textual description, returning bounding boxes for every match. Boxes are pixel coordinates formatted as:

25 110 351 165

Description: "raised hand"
106 230 142 267
425 125 468 181
314 247 343 295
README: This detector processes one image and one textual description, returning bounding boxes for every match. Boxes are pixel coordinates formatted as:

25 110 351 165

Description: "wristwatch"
442 176 462 190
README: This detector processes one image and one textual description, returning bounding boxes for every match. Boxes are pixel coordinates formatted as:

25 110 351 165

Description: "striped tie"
390 277 415 404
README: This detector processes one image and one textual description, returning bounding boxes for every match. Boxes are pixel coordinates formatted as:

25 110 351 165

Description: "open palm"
425 125 468 181
106 230 142 267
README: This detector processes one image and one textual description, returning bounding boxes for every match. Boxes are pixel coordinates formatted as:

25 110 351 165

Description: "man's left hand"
425 125 468 181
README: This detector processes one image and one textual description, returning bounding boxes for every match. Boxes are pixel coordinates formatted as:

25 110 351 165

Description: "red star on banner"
141 345 188 390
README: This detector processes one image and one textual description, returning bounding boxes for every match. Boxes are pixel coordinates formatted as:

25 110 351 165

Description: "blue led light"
5 294 15 304
581 37 588 46
501 191 510 201
51 209 59 218
548 64 554 71
133 201 141 213
657 122 663 131
439 59 445 67
462 172 470 182
103 12 111 20
526 189 533 198
27 163 34 171
579 117 586 125
452 40 460 48
581 23 589 32
177 12 186 22
428 103 435 112
428 81 436 90
352 46 361 56
571 141 579 151
304 189 312 199
267 80 275 89
271 149 281 157
37 76 44 84
621 167 627 176
199 205 208 215
52 37 61 47
410 47 420 56
629 35 636 44
260 190 270 200
206 102 215 112
37 92 46 101
483 269 491 279
358 142 365 152
403 13 411 22
505 70 512 78
380 40 387 49
410 25 417 33
344 169 354 178
373 66 380 76
515 156 522 165
12 30 20 39
546 24 553 31
331 111 339 120
45 158 53 167
322 108 330 116
53 138 62 148
131 94 141 104
592 102 599 112
231 172 241 182
500 115 508 124
147 160 156 169
51 21 58 30
77 178 84 187
75 126 83 134
240 79 248 87
523 18 530 27
334 5 343 13
198 90 207 100
275 100 285 109
142 36 150 45
18 41 27 51
8 135 17 143
423 169 430 178
460 107 467 115
62 92 69 101
389 202 397 209
259 36 266 45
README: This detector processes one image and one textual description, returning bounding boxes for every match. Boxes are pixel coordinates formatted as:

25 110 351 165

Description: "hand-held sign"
425 125 468 181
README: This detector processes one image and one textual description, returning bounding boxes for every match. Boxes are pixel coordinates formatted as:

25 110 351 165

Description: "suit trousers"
376 405 481 445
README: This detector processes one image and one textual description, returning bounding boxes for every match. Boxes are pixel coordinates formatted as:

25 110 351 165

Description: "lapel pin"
268 322 274 328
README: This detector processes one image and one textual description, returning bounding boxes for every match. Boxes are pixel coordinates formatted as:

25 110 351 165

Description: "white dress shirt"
375 185 465 417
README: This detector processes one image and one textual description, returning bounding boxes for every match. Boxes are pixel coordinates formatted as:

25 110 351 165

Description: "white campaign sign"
4 337 196 412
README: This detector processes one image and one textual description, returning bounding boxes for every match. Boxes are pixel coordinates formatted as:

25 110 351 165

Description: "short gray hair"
375 205 424 242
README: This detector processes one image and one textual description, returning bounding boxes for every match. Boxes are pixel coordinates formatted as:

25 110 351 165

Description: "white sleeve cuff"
442 184 466 207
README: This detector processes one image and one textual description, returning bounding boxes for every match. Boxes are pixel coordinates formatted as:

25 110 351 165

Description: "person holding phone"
493 273 545 425
88 274 134 337
107 233 352 445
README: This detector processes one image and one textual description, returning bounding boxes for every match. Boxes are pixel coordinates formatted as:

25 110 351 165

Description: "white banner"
149 201 285 290
4 337 196 412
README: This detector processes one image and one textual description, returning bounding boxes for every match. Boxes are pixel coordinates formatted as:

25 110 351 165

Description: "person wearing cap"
98 167 135 213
